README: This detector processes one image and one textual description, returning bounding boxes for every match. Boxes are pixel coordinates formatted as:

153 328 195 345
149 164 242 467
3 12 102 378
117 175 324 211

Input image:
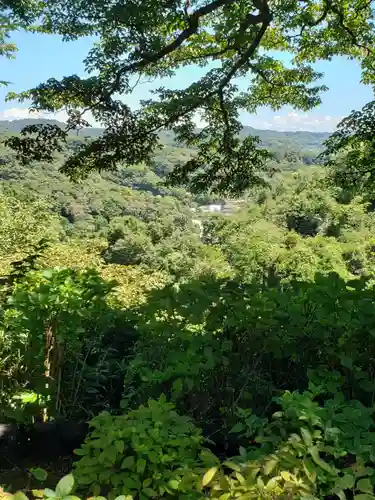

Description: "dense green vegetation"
3 0 375 499
2 117 375 499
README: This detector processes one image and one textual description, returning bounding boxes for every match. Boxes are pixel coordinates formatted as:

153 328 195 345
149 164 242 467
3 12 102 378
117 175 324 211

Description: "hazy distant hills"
0 118 331 151
0 118 104 138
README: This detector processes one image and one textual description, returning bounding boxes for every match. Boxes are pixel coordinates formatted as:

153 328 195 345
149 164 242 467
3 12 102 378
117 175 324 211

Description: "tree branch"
218 88 231 152
110 0 237 91
353 0 373 19
27 0 273 150
220 2 272 90
286 2 330 41
248 63 306 90
307 1 330 27
328 0 374 57
153 0 272 131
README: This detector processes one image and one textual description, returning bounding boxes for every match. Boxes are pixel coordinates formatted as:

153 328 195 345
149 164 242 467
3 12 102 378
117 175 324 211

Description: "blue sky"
0 30 373 132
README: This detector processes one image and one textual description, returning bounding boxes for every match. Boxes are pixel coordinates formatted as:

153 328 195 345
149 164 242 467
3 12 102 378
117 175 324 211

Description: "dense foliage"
1 118 375 498
3 0 375 497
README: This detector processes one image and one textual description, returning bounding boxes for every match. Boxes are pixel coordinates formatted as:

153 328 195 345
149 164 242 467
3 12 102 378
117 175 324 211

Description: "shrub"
123 273 375 435
204 379 375 499
4 380 375 499
73 396 204 499
1 474 131 500
0 267 124 422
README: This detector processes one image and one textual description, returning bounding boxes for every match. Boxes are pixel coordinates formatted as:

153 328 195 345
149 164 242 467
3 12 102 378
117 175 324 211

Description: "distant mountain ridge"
0 118 104 138
0 118 331 151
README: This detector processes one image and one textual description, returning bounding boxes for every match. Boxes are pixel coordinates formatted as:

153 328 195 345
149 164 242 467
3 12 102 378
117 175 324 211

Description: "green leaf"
202 467 218 487
31 490 45 498
142 488 157 497
136 458 146 474
92 482 101 496
257 476 265 489
200 449 220 466
229 422 244 434
354 495 375 500
115 440 124 454
239 446 247 458
336 491 347 500
309 446 333 473
13 493 29 500
263 458 278 475
73 448 86 456
171 378 183 399
302 458 316 483
121 456 135 470
265 477 278 492
336 474 355 490
167 480 179 490
357 479 374 494
300 427 313 447
42 269 54 279
340 355 353 370
43 490 57 498
55 474 75 497
219 475 230 490
235 472 245 484
272 411 283 418
30 468 48 481
222 461 240 472
147 451 158 464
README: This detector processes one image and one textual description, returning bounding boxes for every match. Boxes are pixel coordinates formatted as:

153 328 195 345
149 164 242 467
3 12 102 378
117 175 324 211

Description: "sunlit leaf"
202 467 219 487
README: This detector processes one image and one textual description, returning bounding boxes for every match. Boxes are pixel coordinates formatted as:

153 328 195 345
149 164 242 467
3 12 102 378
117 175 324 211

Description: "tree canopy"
3 0 375 194
321 101 375 199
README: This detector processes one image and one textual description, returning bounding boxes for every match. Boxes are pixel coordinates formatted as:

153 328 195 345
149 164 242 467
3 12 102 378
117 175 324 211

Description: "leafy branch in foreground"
3 0 375 194
320 100 375 197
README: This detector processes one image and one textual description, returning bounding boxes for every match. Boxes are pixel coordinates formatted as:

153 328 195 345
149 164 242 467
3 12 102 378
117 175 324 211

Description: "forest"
2 0 375 499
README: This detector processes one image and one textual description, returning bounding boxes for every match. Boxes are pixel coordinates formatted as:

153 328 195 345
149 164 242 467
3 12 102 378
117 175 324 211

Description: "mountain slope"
0 118 104 137
0 119 331 150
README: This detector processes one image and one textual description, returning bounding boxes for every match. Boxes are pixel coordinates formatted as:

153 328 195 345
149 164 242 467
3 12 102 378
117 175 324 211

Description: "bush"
1 474 132 500
73 396 204 499
205 380 375 499
0 267 127 422
5 382 375 500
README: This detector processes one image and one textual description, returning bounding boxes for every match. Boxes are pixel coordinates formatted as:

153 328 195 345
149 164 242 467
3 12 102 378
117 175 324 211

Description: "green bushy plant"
123 273 375 429
1 474 132 500
4 382 375 500
0 267 122 421
73 396 204 499
203 376 375 499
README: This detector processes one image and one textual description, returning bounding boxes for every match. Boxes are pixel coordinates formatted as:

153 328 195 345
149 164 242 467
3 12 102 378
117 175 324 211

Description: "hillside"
0 118 331 150
0 118 330 235
239 126 330 150
0 118 104 138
